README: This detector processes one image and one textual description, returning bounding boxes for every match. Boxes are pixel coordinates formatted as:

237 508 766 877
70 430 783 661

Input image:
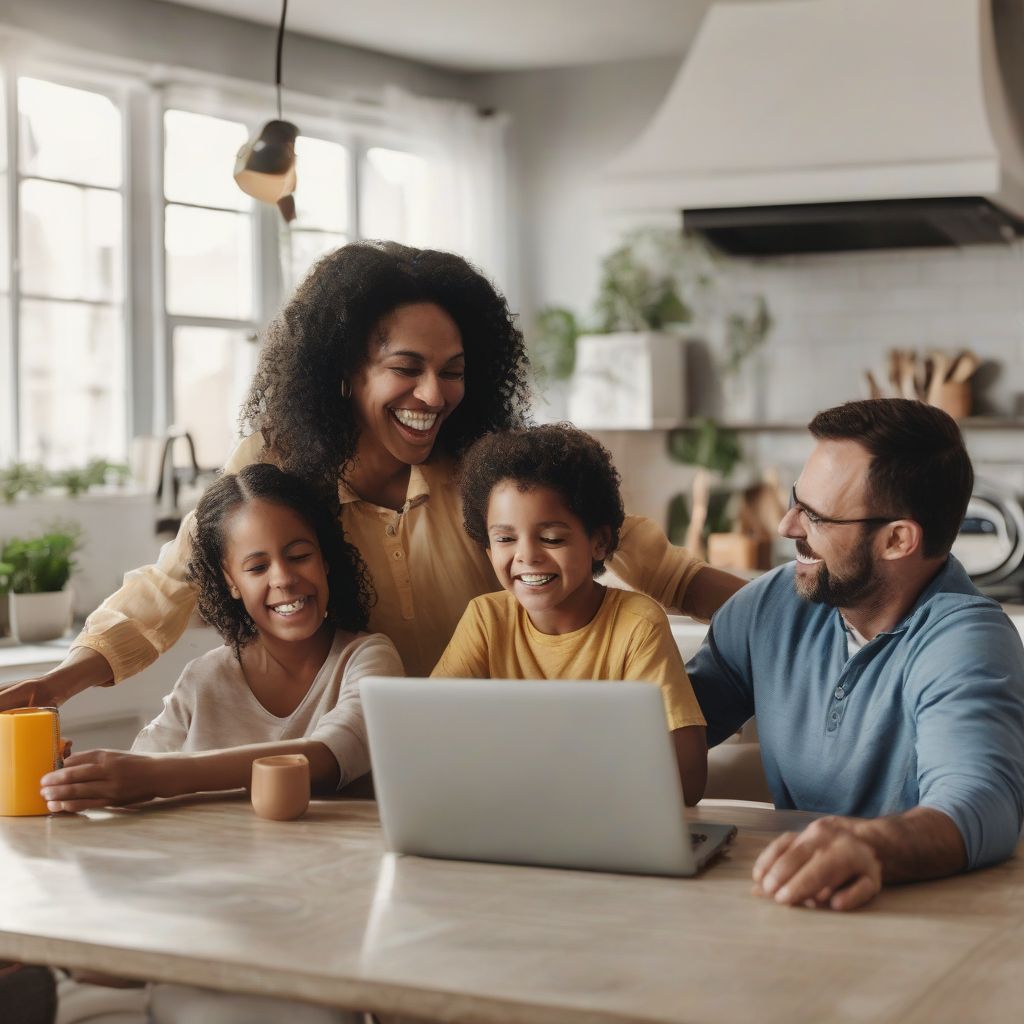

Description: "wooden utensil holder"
930 380 971 421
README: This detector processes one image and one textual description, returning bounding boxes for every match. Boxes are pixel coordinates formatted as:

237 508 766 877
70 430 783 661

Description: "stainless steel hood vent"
604 0 1024 255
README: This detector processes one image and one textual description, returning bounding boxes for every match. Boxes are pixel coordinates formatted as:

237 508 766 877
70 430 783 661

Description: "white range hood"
605 0 1024 254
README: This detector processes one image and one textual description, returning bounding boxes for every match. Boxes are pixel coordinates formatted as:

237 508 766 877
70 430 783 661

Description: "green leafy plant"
665 419 743 546
593 228 694 332
530 226 771 382
0 463 48 504
0 560 14 597
1 459 130 502
532 306 580 382
1 525 81 594
667 418 743 477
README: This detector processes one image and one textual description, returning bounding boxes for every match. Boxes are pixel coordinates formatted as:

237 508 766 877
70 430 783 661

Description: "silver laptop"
362 677 737 877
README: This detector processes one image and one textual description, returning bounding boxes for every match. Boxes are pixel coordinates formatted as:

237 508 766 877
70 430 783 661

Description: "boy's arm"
623 612 708 805
40 739 340 812
671 726 708 806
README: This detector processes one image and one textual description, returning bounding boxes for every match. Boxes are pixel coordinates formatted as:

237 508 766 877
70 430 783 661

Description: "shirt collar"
854 555 983 639
337 462 435 509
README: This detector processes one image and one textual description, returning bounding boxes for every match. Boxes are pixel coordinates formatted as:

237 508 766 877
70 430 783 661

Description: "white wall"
468 56 681 322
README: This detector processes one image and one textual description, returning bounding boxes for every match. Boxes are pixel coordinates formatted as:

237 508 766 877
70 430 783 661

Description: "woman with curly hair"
41 463 402 810
2 240 742 712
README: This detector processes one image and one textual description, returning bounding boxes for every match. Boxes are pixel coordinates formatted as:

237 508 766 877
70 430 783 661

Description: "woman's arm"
0 437 265 714
0 646 115 712
679 566 747 623
40 739 340 813
607 516 745 622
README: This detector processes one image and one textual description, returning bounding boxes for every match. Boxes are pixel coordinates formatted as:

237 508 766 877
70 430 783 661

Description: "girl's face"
484 481 611 635
221 498 330 644
350 302 465 469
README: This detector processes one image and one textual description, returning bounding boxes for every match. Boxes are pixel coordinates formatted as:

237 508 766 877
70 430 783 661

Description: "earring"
340 379 351 400
323 610 328 620
230 587 241 599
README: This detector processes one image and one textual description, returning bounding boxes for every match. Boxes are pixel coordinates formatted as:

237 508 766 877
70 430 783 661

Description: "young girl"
40 463 403 811
433 424 708 805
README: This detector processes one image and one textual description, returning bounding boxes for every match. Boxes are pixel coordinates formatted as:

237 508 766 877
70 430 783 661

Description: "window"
163 108 257 468
285 135 351 288
0 60 448 474
13 76 126 469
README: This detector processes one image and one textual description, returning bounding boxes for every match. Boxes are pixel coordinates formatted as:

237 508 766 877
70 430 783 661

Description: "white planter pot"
8 589 73 644
568 331 687 430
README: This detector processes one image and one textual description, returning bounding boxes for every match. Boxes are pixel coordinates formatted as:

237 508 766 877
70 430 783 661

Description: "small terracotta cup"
251 754 310 821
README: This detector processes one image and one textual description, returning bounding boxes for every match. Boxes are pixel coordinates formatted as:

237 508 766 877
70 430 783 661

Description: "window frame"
0 46 441 473
1 57 137 467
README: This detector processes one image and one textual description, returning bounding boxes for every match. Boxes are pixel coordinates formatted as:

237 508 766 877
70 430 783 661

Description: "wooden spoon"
927 351 950 406
948 350 980 383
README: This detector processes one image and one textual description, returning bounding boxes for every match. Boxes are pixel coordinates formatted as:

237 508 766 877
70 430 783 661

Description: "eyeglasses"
789 486 896 529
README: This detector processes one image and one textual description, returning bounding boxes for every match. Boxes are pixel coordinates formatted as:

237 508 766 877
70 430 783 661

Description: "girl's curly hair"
458 423 626 576
239 240 532 495
186 464 373 655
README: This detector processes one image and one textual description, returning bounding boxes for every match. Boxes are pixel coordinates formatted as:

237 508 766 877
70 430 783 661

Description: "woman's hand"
40 750 171 812
0 648 115 713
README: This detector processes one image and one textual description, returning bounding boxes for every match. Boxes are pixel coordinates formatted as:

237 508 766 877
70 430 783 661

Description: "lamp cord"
275 0 288 121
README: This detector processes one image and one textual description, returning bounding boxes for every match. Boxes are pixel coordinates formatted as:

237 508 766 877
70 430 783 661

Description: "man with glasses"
689 398 1024 910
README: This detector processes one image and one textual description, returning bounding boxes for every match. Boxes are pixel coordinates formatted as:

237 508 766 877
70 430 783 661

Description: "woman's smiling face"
350 302 466 470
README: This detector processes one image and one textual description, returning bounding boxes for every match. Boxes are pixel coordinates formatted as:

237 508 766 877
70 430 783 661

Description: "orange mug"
251 754 310 821
0 707 63 816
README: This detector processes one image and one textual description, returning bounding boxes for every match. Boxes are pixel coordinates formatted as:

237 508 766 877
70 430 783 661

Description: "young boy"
433 424 707 804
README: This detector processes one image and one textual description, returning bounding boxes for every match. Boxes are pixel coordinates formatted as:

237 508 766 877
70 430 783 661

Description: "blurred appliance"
604 0 1024 254
952 479 1024 600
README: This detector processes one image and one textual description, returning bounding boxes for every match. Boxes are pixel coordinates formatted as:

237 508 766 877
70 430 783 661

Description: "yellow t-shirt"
432 587 706 732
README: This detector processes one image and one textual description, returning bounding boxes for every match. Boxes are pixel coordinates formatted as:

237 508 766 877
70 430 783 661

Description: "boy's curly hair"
458 423 625 576
239 240 532 496
186 464 373 655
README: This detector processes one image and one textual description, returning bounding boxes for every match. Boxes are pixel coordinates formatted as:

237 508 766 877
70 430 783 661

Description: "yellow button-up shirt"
75 435 707 679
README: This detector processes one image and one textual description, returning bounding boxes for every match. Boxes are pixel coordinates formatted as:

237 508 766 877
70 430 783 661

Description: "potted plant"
0 558 12 639
2 525 81 643
533 226 771 429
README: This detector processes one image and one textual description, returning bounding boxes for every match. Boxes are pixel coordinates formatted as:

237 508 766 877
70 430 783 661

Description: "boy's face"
485 481 611 633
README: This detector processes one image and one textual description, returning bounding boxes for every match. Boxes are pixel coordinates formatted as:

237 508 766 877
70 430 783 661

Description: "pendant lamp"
234 0 298 221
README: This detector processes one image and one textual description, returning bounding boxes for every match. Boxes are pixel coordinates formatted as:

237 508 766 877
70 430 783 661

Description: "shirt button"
834 687 845 700
830 711 840 721
393 549 404 560
385 525 396 536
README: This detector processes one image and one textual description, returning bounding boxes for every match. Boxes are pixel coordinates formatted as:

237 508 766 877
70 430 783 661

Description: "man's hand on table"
752 816 882 911
40 750 168 812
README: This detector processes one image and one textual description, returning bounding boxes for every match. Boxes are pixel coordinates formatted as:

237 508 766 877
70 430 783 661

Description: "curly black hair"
458 423 625 576
186 464 373 655
239 240 532 496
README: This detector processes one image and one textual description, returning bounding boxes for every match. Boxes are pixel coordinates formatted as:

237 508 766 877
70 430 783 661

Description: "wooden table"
1 796 1022 1024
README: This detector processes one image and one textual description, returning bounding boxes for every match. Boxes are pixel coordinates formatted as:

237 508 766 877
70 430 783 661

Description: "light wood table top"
1 796 1022 1024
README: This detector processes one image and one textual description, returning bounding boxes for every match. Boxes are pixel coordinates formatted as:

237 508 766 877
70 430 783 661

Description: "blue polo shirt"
687 556 1024 868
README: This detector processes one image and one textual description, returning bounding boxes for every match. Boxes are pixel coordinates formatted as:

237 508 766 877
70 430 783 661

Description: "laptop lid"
362 677 729 877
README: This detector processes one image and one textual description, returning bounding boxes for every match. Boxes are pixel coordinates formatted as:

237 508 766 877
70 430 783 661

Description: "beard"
794 533 882 608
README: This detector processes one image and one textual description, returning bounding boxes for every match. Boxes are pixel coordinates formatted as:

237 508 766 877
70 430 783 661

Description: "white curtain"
378 86 510 291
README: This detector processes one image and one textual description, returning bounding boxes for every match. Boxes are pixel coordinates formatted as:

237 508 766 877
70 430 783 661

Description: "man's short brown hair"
808 399 973 558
